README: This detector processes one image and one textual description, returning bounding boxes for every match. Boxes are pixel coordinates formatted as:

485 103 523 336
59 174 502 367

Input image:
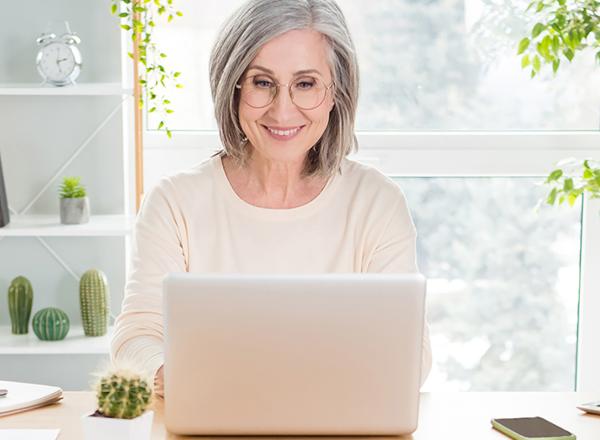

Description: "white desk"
1 391 598 439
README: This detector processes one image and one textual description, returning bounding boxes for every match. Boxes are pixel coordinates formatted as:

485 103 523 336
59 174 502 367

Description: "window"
148 0 600 132
397 177 581 391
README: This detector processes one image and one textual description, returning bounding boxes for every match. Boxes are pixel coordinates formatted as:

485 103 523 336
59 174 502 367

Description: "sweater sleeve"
366 192 433 387
110 179 189 382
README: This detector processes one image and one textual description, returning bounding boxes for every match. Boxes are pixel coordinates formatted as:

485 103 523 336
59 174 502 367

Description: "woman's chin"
253 144 311 164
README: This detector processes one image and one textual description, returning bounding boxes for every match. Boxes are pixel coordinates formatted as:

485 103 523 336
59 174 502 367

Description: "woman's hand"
154 365 164 398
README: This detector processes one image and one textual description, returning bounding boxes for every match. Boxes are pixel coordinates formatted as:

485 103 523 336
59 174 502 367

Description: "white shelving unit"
0 5 137 389
0 215 134 237
0 326 114 355
0 82 132 96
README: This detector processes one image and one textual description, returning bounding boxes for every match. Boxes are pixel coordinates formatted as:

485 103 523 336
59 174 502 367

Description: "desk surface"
1 392 598 439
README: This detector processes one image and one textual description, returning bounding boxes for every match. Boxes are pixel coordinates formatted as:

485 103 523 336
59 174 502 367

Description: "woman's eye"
253 79 273 88
295 80 315 90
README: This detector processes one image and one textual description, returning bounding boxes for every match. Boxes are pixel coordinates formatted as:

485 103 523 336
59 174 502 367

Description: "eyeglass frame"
235 74 335 110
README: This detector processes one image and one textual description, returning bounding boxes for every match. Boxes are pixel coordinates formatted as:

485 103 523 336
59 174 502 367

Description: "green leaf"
168 14 173 22
119 12 128 18
521 55 530 68
175 83 184 88
584 169 593 179
532 55 541 72
547 169 563 182
536 1 544 12
563 177 574 191
552 58 560 73
120 24 131 31
160 53 167 58
518 37 530 54
158 121 165 129
111 3 117 14
551 35 560 54
176 11 183 17
532 23 545 39
563 48 574 61
163 99 171 104
568 192 580 206
547 188 558 205
596 51 600 65
166 129 172 139
526 1 535 11
173 71 181 78
165 109 174 114
149 107 157 113
540 35 552 60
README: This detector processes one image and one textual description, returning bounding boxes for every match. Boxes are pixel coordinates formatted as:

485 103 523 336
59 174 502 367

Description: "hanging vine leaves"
111 0 184 138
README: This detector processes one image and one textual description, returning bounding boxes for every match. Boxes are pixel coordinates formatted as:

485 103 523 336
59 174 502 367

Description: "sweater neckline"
213 154 340 220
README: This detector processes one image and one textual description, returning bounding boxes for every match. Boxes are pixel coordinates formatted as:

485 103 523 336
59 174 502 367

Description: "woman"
111 0 432 397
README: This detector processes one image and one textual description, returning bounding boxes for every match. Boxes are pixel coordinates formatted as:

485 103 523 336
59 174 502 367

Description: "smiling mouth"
262 125 305 140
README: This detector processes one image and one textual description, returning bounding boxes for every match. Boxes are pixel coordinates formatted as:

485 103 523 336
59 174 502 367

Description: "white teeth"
267 127 300 136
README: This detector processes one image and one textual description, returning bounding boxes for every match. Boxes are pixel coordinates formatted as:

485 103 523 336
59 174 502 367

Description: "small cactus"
32 307 70 341
96 368 153 419
79 269 110 336
8 276 33 334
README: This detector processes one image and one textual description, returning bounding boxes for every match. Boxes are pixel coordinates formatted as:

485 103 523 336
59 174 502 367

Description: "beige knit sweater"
111 155 432 386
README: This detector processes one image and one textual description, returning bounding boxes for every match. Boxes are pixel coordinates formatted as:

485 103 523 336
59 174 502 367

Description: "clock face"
36 41 81 85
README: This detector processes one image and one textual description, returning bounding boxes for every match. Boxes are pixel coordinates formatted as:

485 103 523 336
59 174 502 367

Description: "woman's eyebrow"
247 65 322 76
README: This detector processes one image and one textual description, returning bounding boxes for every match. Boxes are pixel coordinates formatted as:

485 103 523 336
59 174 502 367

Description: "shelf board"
0 215 134 237
0 82 133 96
0 326 113 355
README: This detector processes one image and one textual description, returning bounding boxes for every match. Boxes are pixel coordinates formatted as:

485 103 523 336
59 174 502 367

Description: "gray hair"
209 0 359 177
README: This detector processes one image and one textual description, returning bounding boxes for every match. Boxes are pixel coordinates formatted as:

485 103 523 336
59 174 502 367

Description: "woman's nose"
269 85 298 116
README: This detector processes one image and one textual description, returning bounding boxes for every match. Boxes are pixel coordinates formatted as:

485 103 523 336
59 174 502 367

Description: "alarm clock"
36 24 82 86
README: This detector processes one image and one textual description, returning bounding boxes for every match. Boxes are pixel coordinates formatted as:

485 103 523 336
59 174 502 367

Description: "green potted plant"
59 176 89 224
82 366 154 440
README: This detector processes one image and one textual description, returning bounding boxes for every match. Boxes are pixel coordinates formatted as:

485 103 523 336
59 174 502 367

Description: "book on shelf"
0 381 63 417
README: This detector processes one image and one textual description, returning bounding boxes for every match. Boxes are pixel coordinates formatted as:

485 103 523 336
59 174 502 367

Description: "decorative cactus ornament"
79 269 110 336
8 276 33 334
96 368 153 419
32 307 70 341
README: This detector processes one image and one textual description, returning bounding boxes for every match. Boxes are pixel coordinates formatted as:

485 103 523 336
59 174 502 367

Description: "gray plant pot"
60 197 90 225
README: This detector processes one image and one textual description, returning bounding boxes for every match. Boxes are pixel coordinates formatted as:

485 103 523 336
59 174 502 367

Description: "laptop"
163 273 426 435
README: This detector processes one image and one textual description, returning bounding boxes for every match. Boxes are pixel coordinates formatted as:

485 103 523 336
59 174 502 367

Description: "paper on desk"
0 429 59 440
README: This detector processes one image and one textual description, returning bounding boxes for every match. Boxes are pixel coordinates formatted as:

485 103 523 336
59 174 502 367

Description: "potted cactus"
82 366 154 440
59 176 90 224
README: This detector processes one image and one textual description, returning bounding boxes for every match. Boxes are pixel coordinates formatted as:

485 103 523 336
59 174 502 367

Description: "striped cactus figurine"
79 269 110 336
32 307 70 341
8 276 33 334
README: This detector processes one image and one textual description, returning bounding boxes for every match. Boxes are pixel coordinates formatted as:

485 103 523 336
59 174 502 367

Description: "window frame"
146 129 600 391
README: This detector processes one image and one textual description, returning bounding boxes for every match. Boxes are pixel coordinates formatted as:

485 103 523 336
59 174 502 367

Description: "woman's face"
238 29 335 166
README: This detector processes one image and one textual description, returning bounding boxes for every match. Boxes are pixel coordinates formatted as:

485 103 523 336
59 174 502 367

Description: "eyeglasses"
235 74 334 110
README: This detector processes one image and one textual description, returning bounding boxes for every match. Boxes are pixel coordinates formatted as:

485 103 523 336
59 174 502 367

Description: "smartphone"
576 401 600 415
491 416 575 440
